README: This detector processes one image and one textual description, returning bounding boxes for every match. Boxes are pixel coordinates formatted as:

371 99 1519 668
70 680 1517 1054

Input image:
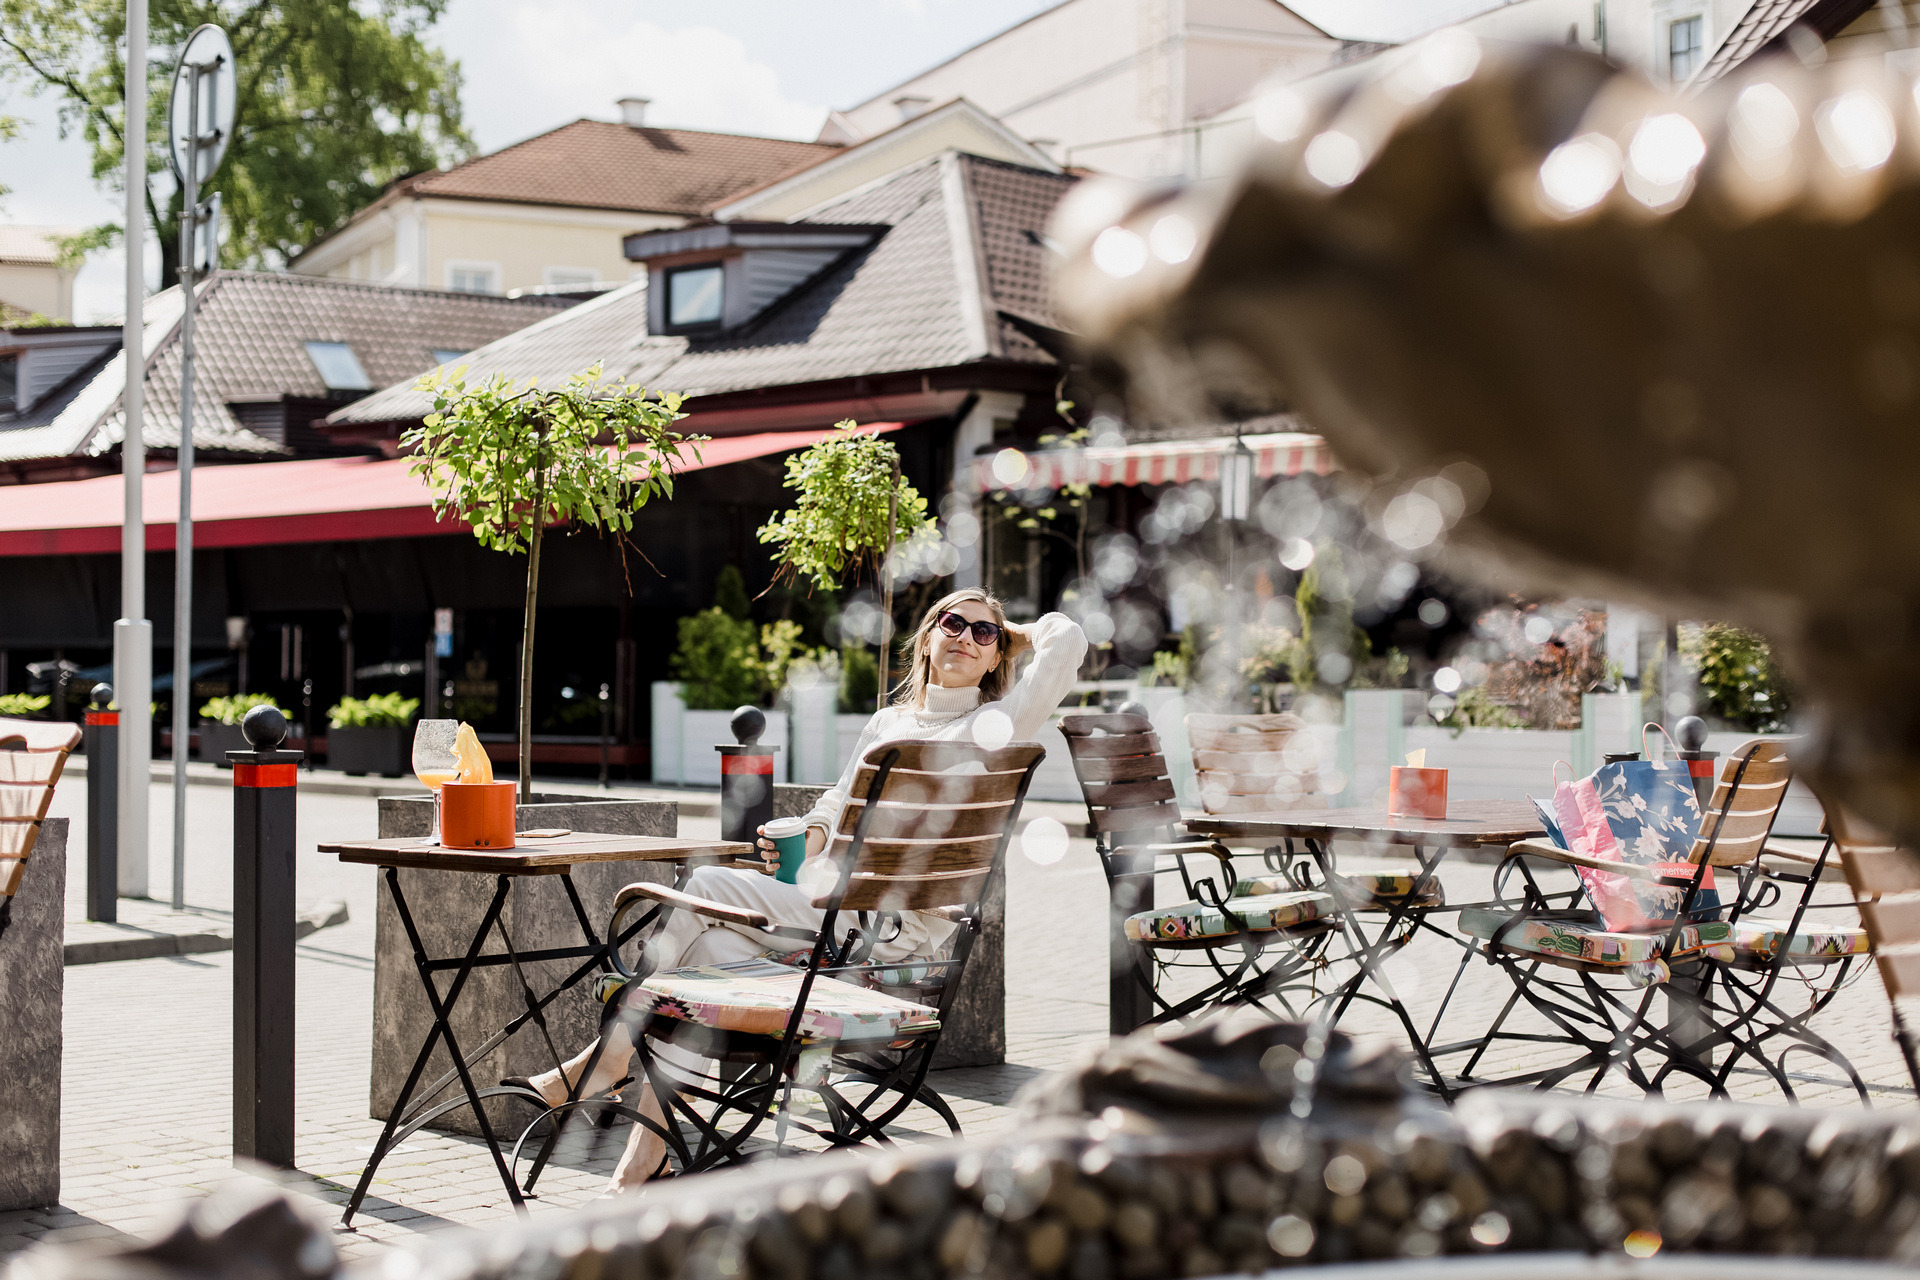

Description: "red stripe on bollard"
720 754 775 776
233 762 300 788
85 711 119 725
1687 760 1716 777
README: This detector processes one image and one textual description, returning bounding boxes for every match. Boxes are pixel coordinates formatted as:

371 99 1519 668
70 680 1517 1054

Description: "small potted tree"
757 420 930 701
326 692 419 776
407 363 694 800
199 694 282 767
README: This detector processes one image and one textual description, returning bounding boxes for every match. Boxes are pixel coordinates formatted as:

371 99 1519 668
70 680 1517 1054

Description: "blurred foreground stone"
22 1017 1919 1280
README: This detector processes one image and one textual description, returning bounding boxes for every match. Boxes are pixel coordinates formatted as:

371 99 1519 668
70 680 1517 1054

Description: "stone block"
1 818 65 1209
369 795 675 1137
770 785 1002 1069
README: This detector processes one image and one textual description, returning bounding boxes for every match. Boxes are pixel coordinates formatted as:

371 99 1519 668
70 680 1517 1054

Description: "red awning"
0 424 900 557
973 430 1335 492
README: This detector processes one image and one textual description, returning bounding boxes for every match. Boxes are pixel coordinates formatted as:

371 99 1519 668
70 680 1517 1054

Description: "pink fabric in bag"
1553 774 1651 932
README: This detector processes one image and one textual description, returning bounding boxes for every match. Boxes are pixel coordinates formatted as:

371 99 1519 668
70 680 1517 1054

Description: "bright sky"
0 0 1490 322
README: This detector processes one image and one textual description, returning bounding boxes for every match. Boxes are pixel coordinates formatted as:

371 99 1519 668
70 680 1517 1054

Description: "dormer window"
666 264 724 329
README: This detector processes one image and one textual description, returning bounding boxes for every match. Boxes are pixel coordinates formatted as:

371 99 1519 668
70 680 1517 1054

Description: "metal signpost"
116 0 152 905
166 24 235 911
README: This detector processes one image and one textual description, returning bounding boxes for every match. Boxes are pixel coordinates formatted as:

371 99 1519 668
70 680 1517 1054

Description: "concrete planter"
369 793 677 1137
0 818 64 1209
198 721 250 767
649 683 788 786
326 725 408 777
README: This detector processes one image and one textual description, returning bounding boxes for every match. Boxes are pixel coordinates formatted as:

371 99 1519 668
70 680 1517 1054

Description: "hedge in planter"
199 694 283 767
327 693 419 777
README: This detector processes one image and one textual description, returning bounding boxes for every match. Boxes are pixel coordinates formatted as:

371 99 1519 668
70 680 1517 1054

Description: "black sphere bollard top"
90 683 114 711
1117 700 1149 720
242 705 290 750
731 705 766 745
1675 715 1708 752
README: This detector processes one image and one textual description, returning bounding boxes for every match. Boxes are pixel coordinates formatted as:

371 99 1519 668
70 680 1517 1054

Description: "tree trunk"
519 430 549 802
881 457 899 704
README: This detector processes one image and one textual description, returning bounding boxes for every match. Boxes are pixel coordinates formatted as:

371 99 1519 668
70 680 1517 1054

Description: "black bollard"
229 704 301 1169
1674 715 1719 810
84 684 118 923
1111 699 1155 1034
717 705 777 843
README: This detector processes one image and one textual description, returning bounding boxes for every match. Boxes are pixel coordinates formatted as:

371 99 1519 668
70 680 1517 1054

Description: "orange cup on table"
440 781 517 849
1388 749 1448 820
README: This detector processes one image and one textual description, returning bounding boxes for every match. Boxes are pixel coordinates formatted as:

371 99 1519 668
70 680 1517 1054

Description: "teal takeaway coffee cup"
762 816 810 884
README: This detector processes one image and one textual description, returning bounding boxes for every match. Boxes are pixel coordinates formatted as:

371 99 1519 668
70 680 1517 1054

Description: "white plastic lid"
762 816 809 838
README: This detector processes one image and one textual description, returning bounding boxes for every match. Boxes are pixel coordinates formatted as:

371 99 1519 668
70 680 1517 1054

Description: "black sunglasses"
936 610 1004 647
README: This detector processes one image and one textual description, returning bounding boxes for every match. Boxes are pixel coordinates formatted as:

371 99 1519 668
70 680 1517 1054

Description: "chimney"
618 96 651 128
893 95 931 123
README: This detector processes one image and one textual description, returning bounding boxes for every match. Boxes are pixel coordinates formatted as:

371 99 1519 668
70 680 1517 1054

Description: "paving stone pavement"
2 777 1912 1273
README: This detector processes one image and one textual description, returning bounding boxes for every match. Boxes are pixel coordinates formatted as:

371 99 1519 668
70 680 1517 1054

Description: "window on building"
666 264 724 329
0 354 17 413
428 348 469 366
447 262 500 294
304 341 372 391
1669 16 1704 82
543 267 598 288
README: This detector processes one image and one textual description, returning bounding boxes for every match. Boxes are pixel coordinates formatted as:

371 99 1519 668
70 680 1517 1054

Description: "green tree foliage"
0 0 470 279
713 565 751 621
757 421 930 592
405 364 694 797
1683 622 1791 733
671 608 760 711
839 646 878 715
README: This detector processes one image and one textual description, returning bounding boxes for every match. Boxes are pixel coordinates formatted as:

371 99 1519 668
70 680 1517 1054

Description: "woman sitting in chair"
523 587 1087 1193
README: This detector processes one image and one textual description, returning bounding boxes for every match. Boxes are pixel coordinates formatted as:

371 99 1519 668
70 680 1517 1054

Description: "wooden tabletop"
321 832 753 874
1185 800 1545 848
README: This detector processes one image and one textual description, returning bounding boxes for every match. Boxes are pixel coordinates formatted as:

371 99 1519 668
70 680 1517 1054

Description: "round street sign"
168 24 236 195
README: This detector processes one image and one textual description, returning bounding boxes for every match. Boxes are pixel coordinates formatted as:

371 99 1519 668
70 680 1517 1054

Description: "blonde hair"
892 588 1014 708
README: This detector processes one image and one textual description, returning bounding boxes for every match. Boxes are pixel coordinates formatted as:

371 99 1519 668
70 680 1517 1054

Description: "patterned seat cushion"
1237 864 1444 910
1125 890 1333 943
1458 908 1734 988
595 957 940 1045
1729 918 1869 960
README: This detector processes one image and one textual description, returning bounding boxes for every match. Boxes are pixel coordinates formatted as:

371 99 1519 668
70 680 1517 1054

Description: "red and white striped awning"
973 431 1335 492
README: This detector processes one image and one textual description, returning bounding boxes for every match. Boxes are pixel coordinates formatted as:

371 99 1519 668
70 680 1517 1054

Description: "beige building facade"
0 226 80 321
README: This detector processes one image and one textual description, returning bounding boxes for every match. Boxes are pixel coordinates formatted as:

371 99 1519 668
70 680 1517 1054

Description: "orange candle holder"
440 780 517 849
1388 766 1448 820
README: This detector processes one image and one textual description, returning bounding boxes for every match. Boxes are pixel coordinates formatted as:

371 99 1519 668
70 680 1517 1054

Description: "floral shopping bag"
1534 728 1717 932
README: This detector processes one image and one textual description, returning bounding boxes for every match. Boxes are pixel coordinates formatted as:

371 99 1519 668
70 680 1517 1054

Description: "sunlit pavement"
1 778 1907 1268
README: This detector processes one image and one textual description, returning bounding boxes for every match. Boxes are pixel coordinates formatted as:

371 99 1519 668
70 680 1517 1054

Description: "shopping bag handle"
1642 722 1682 762
1552 759 1574 786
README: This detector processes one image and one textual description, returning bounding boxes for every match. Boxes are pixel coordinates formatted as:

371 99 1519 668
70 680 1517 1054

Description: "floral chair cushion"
1458 907 1735 988
594 956 940 1045
1237 864 1445 910
1728 918 1869 960
1125 890 1333 943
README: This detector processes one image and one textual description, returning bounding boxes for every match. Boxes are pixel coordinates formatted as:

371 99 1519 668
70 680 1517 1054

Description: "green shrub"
1436 686 1526 734
1683 622 1791 732
840 646 879 714
200 693 283 725
1141 649 1189 690
0 693 50 718
327 692 419 729
713 565 751 621
672 608 762 711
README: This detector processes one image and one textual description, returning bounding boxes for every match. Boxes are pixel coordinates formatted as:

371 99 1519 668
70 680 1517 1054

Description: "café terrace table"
1184 800 1546 1101
320 831 752 1226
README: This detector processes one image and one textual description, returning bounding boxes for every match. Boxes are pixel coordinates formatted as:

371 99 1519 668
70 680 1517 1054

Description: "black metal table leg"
342 871 515 1228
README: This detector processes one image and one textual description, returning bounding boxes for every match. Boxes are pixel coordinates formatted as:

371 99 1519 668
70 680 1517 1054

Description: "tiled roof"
395 120 837 216
1693 0 1877 86
332 152 1079 425
0 273 565 462
0 226 78 267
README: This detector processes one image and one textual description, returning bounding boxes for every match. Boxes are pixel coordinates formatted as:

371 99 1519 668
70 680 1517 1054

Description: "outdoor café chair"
514 740 1044 1178
1059 712 1340 1034
0 715 82 940
1453 739 1866 1098
1796 798 1920 1097
1185 710 1442 911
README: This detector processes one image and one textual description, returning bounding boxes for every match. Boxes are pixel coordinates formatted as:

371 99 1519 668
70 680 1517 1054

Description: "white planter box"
787 683 840 785
649 681 788 786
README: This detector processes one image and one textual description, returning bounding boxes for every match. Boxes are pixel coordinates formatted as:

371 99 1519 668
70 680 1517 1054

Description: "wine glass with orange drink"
411 720 459 845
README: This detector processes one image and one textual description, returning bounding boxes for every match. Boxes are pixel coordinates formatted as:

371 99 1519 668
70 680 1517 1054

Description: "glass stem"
431 789 443 845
